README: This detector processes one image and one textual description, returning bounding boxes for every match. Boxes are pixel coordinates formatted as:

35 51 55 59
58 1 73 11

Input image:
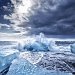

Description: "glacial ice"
0 48 19 72
17 33 59 52
7 58 72 75
70 43 75 53
0 33 74 75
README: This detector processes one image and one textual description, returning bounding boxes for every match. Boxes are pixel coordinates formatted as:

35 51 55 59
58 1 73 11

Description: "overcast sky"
0 0 75 38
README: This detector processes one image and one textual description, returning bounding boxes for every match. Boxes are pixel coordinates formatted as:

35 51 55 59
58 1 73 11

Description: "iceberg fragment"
17 33 59 52
7 58 72 75
0 49 19 72
7 58 49 75
70 43 75 53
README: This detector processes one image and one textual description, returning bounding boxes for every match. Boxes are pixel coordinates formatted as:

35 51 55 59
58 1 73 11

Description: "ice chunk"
70 43 75 53
23 41 50 51
7 58 48 75
7 58 72 75
17 33 59 52
0 49 19 72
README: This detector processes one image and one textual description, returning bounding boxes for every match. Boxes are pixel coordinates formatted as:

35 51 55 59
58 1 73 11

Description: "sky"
0 0 75 39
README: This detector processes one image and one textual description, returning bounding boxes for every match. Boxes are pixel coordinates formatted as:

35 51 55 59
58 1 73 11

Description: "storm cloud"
26 0 75 35
0 0 75 36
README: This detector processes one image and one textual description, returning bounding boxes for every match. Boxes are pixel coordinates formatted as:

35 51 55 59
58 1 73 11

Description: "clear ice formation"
17 33 59 52
0 48 19 72
70 43 75 53
0 33 74 75
7 58 72 75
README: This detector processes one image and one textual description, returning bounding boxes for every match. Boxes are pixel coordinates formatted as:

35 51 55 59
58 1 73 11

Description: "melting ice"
0 33 75 75
17 33 60 52
7 58 72 75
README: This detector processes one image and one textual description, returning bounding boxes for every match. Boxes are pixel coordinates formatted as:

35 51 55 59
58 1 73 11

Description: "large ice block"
17 33 59 52
7 58 72 75
0 49 19 72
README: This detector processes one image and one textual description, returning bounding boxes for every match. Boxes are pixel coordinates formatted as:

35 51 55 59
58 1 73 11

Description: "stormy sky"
0 0 75 38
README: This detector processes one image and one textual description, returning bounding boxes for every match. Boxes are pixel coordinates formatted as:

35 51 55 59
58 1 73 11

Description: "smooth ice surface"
7 58 72 75
0 48 19 71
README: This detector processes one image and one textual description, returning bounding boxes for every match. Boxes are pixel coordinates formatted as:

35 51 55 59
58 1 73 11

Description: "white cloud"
4 0 33 34
0 23 10 29
3 0 72 36
4 0 59 34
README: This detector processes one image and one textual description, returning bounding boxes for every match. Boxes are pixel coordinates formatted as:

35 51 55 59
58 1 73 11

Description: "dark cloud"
21 0 75 35
0 0 75 36
0 0 18 33
0 0 13 24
